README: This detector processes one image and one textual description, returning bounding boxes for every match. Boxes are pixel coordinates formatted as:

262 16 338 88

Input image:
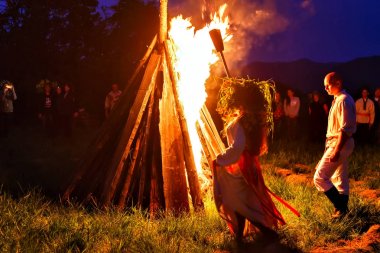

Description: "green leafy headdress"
216 77 276 134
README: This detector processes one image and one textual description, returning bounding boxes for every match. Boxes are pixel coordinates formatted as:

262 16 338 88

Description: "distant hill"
241 56 380 97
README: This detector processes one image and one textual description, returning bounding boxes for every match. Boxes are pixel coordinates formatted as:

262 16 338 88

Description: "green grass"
0 123 379 252
264 168 380 251
0 174 378 252
0 189 231 252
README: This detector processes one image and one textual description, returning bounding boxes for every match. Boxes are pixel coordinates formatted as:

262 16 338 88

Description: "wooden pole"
160 59 190 214
164 41 204 210
150 70 165 217
62 39 157 202
117 129 144 209
100 53 161 207
196 122 214 168
159 0 168 45
137 89 156 208
127 35 157 88
201 105 225 152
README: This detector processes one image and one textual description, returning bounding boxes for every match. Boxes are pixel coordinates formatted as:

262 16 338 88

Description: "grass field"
0 122 379 252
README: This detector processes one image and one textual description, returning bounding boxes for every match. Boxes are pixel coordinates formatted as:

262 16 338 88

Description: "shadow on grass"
224 234 301 253
0 120 97 200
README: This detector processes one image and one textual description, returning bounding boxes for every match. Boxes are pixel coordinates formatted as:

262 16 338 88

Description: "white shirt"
284 97 300 118
105 90 122 110
355 98 375 124
326 90 356 138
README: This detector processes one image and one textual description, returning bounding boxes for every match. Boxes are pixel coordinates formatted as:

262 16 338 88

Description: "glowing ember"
168 4 231 187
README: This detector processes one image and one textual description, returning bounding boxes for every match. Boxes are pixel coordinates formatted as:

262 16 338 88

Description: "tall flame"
168 5 231 186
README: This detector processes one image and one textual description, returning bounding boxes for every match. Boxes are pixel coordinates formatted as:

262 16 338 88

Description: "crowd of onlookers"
0 80 122 139
37 82 79 137
1 79 380 147
272 86 380 146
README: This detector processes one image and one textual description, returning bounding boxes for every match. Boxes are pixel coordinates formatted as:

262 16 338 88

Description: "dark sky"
250 0 380 62
99 0 380 62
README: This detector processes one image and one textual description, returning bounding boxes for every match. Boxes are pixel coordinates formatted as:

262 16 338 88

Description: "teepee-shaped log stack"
63 0 225 215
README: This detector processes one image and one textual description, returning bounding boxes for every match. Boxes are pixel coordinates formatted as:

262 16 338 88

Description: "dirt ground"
272 165 380 253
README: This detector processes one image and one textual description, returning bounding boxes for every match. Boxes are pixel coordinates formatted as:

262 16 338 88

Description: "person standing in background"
355 87 375 145
0 81 17 137
308 91 328 143
104 83 122 119
56 83 78 137
38 83 55 137
284 88 300 140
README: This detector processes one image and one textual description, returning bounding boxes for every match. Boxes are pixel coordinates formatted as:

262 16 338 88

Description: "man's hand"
329 150 340 162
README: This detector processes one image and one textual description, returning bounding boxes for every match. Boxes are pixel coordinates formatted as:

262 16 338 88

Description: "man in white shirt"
313 72 356 219
355 87 375 145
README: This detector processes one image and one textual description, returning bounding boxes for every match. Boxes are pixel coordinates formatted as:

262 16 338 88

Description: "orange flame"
169 4 231 189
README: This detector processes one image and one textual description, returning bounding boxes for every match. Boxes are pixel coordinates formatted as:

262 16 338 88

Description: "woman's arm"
216 122 246 166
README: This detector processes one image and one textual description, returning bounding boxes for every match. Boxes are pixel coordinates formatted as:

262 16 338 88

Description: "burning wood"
63 3 232 215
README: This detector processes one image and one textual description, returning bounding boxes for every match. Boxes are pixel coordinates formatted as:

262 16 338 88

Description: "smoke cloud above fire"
169 0 315 74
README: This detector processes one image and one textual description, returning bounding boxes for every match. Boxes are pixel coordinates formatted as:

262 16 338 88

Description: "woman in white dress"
213 80 299 239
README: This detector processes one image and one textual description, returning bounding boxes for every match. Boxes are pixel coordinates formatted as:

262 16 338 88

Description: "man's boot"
324 186 341 211
332 194 349 219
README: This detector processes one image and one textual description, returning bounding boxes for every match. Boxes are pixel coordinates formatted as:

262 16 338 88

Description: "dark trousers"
355 123 371 145
41 111 55 137
286 117 298 140
60 114 73 137
0 112 13 137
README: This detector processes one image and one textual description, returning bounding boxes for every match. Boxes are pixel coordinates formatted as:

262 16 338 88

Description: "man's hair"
360 86 370 93
326 72 343 87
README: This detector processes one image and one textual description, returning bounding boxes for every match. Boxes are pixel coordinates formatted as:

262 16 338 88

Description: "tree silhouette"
0 0 159 116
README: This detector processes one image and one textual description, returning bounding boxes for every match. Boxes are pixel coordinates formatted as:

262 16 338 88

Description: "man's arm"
331 98 356 162
329 130 349 162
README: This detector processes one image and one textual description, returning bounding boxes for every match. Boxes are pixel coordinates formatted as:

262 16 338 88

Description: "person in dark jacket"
56 83 78 137
308 91 328 143
38 83 55 137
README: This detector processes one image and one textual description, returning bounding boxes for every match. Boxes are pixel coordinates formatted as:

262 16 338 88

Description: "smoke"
300 0 315 15
168 0 315 74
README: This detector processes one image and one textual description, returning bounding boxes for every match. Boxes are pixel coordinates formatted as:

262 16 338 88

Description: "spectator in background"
105 83 122 119
56 83 78 137
273 91 285 140
38 83 55 137
0 81 17 137
373 87 380 144
284 88 300 140
355 87 375 145
308 91 328 143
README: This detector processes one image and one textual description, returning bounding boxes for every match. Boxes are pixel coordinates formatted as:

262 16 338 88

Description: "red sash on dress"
237 150 300 228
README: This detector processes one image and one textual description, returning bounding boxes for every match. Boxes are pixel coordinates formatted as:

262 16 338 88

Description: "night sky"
99 0 380 63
